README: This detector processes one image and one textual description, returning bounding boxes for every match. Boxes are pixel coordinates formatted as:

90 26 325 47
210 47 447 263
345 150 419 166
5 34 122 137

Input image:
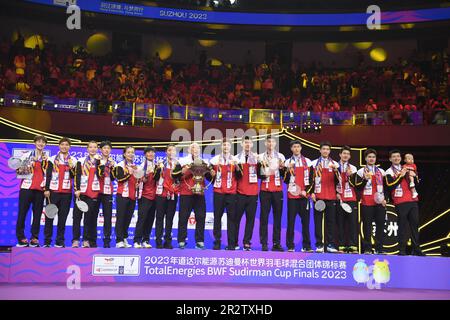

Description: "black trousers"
72 195 99 243
16 189 44 241
178 194 206 244
336 200 358 247
286 198 311 249
155 195 178 244
395 202 421 253
361 204 385 252
313 200 337 248
213 193 237 247
44 192 72 245
259 191 283 246
235 194 258 246
115 195 136 243
98 193 113 244
134 197 156 243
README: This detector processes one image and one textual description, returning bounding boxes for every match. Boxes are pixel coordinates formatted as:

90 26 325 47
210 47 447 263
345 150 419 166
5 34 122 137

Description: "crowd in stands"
0 34 449 119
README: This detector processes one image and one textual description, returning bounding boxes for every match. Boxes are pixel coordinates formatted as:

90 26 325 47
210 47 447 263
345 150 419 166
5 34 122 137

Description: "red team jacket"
310 157 339 201
137 159 159 201
18 150 48 191
209 154 238 194
98 158 115 195
235 152 259 196
385 165 419 205
258 152 286 193
284 155 312 199
155 160 180 198
336 161 358 202
74 157 100 199
113 161 138 201
46 153 77 194
356 166 386 206
177 155 209 196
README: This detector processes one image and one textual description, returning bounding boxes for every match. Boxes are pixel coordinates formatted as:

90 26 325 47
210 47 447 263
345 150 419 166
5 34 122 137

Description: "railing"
1 92 449 128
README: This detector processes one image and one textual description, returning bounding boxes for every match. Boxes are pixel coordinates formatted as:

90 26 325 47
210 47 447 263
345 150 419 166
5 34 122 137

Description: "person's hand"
363 170 371 180
336 193 341 201
399 167 408 177
301 190 307 198
94 154 101 161
409 171 416 177
75 190 81 199
127 167 134 175
311 193 316 202
346 166 353 176
210 169 216 177
279 159 284 169
381 199 387 207
44 190 50 198
181 166 190 175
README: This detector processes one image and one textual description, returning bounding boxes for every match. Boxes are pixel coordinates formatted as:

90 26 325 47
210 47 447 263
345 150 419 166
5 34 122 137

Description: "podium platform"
1 247 449 291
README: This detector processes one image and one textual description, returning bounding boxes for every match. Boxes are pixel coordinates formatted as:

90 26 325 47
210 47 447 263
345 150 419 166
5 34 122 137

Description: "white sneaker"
234 246 240 250
142 241 152 249
412 191 418 198
133 242 142 249
123 239 132 248
315 246 324 253
327 245 338 253
116 241 125 248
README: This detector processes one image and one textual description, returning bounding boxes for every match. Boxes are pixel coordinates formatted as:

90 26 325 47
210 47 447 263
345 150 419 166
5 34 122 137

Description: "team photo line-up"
11 134 423 256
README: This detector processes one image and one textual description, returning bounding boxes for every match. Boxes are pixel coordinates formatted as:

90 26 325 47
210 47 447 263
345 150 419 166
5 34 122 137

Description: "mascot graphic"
352 259 370 283
352 258 391 289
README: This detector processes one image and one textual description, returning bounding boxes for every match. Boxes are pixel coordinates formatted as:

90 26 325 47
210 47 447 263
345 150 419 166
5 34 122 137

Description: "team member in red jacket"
258 136 286 252
44 137 77 248
336 146 359 254
15 135 49 247
72 141 101 248
283 140 313 252
133 146 161 248
309 141 340 253
175 142 213 250
97 141 115 248
155 144 180 249
234 136 259 251
210 139 239 250
113 146 138 248
385 149 424 256
355 149 388 254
